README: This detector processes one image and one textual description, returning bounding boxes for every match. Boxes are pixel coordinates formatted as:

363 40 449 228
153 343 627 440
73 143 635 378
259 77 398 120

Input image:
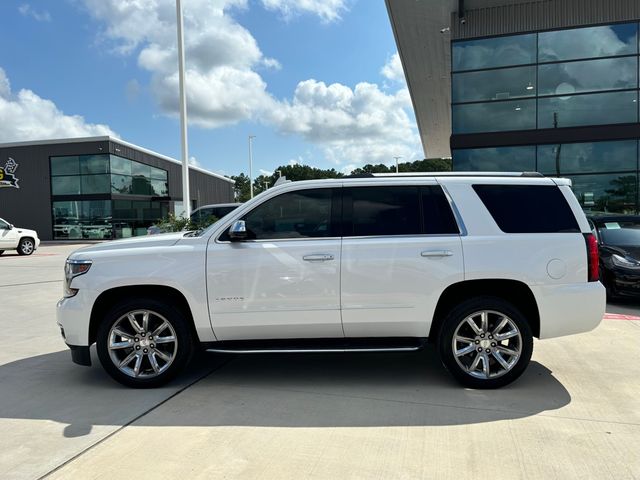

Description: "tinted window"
452 99 536 134
452 66 536 103
537 141 637 175
452 34 536 71
537 90 638 129
244 189 333 240
567 173 637 214
422 186 459 234
453 146 536 172
538 23 638 62
346 186 420 237
473 185 580 233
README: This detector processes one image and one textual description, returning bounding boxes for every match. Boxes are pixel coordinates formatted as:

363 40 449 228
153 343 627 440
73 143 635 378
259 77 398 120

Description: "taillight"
584 233 599 282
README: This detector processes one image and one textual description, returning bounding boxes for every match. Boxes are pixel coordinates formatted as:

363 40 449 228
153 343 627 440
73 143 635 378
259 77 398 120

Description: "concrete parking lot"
1 243 639 479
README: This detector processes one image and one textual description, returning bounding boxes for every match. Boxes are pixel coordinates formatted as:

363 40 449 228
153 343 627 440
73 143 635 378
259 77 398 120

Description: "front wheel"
17 238 35 256
96 298 194 388
438 296 533 389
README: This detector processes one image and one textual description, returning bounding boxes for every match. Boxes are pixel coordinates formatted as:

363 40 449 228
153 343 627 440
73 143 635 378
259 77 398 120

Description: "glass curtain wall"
453 140 639 214
51 154 169 239
452 23 640 134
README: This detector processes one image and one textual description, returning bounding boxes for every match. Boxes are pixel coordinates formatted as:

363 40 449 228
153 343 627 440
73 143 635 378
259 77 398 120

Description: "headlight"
64 259 92 297
611 254 640 269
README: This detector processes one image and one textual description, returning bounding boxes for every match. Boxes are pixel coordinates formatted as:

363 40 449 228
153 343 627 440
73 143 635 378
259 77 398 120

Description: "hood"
72 232 186 255
15 227 38 238
602 244 640 261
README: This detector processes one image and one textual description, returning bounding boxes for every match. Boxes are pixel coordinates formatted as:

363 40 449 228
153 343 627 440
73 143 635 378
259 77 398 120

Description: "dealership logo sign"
0 158 19 189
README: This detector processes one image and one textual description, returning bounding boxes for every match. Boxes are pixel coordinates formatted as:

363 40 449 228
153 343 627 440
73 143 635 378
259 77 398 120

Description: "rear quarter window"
473 184 580 233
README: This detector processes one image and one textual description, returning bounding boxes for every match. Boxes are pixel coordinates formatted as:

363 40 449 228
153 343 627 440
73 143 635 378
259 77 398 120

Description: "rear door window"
422 186 460 234
473 184 580 233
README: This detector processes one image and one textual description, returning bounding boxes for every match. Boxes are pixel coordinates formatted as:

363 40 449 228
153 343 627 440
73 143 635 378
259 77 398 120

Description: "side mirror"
8 224 13 230
228 220 247 241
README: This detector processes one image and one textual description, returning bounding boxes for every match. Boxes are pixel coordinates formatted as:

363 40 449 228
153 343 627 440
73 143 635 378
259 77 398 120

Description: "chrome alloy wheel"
451 310 522 380
107 310 178 378
20 239 34 255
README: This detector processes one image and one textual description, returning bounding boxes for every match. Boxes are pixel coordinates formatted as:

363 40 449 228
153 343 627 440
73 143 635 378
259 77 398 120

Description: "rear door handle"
421 250 453 258
303 254 335 262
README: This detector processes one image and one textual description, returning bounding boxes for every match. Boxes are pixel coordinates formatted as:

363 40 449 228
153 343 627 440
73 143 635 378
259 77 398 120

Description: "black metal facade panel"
0 139 234 241
451 123 640 149
0 140 110 241
452 0 640 39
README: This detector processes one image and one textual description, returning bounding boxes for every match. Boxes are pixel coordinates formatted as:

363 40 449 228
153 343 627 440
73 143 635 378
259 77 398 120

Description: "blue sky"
0 0 421 177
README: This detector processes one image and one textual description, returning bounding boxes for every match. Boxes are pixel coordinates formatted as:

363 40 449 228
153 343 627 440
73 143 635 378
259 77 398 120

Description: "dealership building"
387 0 640 213
0 136 234 241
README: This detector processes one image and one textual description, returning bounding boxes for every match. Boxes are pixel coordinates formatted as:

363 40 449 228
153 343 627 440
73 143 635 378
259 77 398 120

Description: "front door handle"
303 254 334 262
421 250 453 258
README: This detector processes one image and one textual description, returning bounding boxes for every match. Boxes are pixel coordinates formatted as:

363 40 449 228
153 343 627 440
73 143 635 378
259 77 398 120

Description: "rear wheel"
438 296 533 389
96 297 194 388
17 238 35 256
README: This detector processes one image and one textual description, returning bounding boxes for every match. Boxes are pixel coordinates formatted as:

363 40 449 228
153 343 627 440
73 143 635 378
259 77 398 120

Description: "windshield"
598 222 640 246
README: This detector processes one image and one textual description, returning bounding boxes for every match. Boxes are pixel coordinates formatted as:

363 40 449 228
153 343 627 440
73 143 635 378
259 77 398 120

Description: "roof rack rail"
366 171 545 178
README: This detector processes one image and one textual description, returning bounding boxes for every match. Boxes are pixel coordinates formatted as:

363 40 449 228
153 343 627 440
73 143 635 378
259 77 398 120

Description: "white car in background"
0 217 40 256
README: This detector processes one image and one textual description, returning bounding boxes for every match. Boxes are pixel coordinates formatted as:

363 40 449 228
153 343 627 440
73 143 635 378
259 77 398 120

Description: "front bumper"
56 288 98 349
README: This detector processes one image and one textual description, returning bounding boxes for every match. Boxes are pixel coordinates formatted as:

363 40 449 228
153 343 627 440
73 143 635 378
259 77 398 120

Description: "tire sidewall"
96 297 193 388
18 238 34 256
438 296 534 389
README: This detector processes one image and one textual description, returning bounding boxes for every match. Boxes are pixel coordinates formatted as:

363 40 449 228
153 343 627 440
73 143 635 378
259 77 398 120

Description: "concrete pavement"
0 244 638 479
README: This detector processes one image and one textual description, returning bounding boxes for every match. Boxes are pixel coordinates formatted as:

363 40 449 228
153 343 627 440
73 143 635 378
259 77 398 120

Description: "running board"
202 337 426 354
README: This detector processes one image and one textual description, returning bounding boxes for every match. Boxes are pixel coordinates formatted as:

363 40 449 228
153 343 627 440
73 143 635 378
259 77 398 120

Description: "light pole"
248 135 256 198
176 0 190 216
394 156 402 173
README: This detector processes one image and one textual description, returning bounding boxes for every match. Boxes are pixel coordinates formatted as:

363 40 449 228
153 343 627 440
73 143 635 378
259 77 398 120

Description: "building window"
52 200 112 240
537 141 638 175
451 22 640 134
452 33 536 71
567 173 638 214
452 99 536 134
538 23 638 62
453 146 536 171
537 90 638 129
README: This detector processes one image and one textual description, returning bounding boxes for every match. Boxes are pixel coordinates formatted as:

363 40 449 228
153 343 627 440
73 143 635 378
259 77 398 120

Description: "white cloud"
0 68 116 142
269 79 421 164
188 156 201 167
18 4 51 22
77 0 421 166
381 53 405 84
259 168 273 176
260 0 348 22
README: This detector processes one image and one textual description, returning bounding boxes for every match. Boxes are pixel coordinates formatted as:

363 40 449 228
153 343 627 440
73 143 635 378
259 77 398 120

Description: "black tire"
17 238 35 256
96 297 194 388
437 296 533 389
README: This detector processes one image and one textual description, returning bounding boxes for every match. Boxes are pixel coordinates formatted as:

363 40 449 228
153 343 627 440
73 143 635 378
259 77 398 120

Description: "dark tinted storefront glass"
346 187 420 237
111 174 133 194
452 66 536 103
50 156 79 176
150 167 168 181
567 173 638 214
80 155 109 174
454 146 536 171
452 34 536 71
539 23 638 62
537 141 638 175
538 57 638 96
150 179 168 196
52 200 112 240
51 176 81 195
81 174 110 194
452 99 536 134
110 155 132 175
52 201 83 239
537 90 638 129
132 161 152 178
131 176 152 195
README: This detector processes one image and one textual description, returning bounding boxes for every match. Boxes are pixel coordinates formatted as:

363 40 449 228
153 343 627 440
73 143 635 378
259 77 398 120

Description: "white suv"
57 173 605 389
0 217 40 256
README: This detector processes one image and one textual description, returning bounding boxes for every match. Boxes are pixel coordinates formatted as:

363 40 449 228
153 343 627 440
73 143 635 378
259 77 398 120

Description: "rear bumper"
532 282 606 339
